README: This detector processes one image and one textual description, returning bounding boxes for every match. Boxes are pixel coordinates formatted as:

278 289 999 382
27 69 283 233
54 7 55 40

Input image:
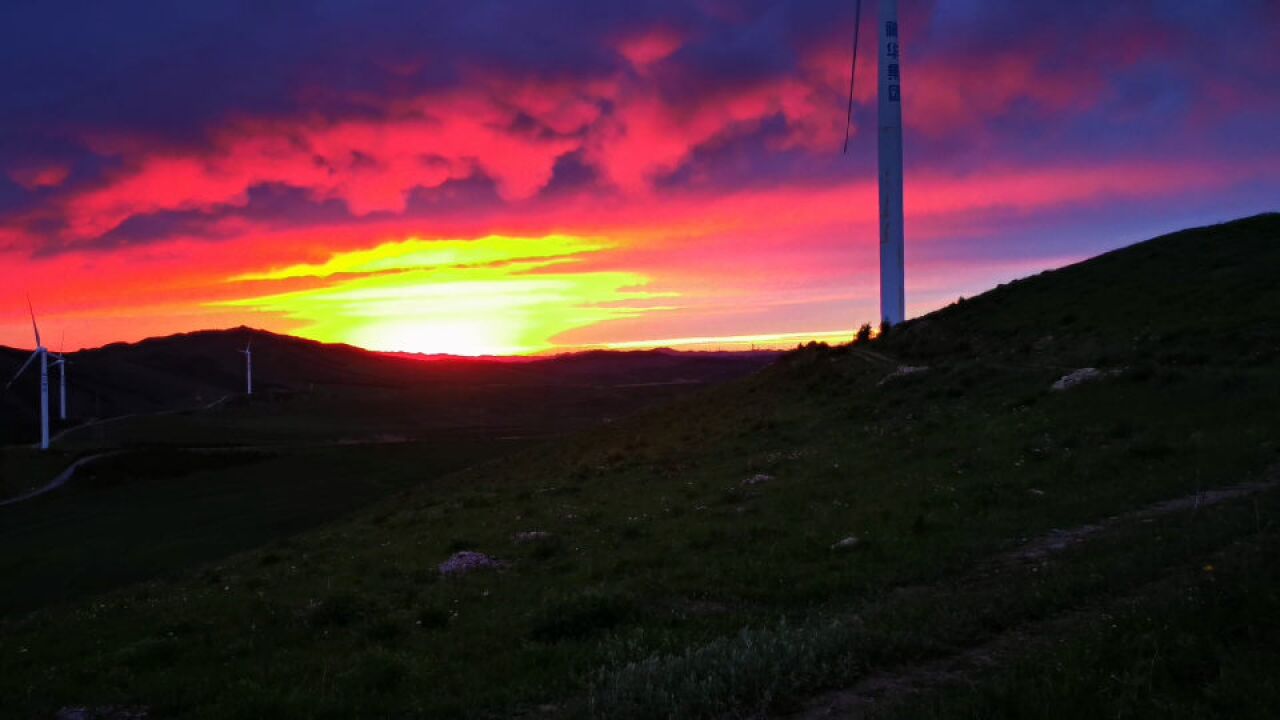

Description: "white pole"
59 359 67 420
39 349 49 450
878 0 906 326
246 351 253 395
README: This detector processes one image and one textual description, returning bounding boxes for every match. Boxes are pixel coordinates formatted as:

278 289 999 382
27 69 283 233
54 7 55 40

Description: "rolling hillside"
1 214 1278 719
0 331 777 446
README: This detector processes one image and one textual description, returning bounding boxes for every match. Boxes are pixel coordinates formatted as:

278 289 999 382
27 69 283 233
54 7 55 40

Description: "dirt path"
1 432 536 508
849 348 897 367
0 451 126 508
781 471 1280 719
45 395 232 446
0 395 238 506
1002 479 1277 567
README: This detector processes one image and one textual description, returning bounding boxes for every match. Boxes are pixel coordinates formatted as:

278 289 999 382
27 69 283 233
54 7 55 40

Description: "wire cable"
843 0 863 154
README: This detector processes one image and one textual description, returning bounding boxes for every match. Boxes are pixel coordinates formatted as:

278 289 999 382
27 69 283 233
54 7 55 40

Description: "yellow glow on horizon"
593 329 856 352
218 234 668 355
232 234 608 281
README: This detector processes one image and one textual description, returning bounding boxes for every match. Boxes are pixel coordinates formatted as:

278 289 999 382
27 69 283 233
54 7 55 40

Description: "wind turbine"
240 341 253 395
50 332 68 420
7 300 50 450
845 0 906 326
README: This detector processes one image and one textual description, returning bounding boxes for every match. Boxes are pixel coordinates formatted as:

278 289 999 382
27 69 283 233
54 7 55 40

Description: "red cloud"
8 163 71 190
1 149 1269 352
618 27 685 68
56 61 845 240
908 53 1100 137
62 90 582 241
38 13 1197 247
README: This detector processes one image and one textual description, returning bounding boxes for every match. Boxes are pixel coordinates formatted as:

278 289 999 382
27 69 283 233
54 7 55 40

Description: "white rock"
1051 368 1104 391
878 365 928 386
438 551 502 576
831 536 860 551
513 531 552 543
742 473 775 486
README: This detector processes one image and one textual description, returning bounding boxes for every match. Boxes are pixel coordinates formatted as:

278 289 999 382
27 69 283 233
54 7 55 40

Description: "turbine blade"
7 350 39 388
27 296 41 348
843 0 863 154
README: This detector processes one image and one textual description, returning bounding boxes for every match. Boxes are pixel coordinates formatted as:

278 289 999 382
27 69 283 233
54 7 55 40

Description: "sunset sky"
0 1 1276 355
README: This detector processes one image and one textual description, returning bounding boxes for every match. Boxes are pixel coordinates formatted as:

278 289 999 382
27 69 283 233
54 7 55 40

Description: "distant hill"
0 329 778 445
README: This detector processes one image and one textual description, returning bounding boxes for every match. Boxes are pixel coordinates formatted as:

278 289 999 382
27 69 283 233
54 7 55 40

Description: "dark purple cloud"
0 0 1275 255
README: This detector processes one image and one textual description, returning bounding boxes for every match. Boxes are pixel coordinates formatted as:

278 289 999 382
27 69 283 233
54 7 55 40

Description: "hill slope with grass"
1 214 1278 719
0 337 775 624
0 329 776 445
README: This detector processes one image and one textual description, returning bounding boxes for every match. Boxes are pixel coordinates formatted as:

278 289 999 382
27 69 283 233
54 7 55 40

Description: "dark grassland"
0 436 536 617
1 214 1278 718
0 347 768 617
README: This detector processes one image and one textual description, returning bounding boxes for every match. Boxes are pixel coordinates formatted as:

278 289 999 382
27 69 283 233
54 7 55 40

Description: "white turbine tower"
7 300 50 450
50 333 68 421
240 341 253 395
845 0 907 327
877 0 906 326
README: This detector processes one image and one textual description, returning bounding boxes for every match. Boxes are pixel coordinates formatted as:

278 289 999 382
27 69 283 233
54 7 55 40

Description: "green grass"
47 369 735 453
0 433 537 617
0 447 69 499
884 511 1280 720
0 214 1277 718
586 486 1280 719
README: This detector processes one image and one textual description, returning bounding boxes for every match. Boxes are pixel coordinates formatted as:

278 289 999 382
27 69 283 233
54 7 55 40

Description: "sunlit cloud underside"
217 234 669 356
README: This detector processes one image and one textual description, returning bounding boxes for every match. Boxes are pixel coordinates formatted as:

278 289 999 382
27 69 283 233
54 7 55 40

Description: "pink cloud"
1 148 1270 352
61 90 582 241
39 16 1212 247
618 27 685 68
8 163 71 190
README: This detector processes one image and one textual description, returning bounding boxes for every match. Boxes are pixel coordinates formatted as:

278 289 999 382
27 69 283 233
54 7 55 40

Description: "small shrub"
586 618 866 719
115 636 181 671
528 535 565 560
912 513 929 534
530 590 636 643
854 324 873 343
1106 421 1135 441
305 593 364 628
456 491 500 509
365 618 403 643
338 650 406 694
618 523 648 541
1129 436 1175 459
445 538 477 553
416 607 450 630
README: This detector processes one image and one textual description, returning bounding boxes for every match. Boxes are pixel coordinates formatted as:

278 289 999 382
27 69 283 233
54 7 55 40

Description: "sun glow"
218 234 668 355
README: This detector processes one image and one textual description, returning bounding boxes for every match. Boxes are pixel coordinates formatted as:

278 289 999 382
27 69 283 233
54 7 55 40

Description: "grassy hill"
0 329 776 446
0 338 773 623
1 214 1277 719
